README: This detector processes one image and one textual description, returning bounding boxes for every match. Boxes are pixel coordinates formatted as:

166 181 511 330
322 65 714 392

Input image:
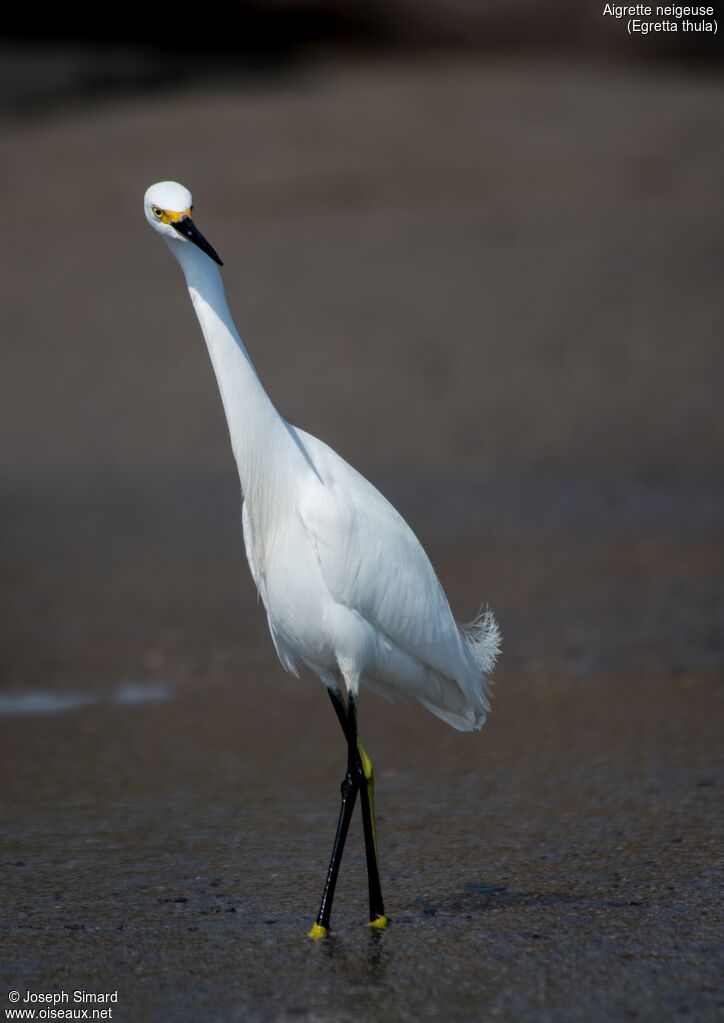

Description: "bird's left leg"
308 688 361 938
329 688 388 930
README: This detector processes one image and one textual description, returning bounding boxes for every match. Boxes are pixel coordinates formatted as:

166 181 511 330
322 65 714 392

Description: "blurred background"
1 8 722 1022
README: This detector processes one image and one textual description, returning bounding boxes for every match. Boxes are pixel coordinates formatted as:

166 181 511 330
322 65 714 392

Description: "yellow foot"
368 914 389 930
308 922 329 939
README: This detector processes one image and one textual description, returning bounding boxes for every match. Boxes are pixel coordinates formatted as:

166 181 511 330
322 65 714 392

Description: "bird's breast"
250 519 339 673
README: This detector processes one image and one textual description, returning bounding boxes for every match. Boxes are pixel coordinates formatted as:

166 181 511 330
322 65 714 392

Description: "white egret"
143 181 500 937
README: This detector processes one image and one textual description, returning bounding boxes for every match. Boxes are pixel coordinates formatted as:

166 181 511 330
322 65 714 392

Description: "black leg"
309 760 359 937
345 695 387 928
309 688 387 937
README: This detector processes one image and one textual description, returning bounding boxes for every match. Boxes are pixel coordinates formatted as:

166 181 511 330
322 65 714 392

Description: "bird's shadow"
307 884 585 984
412 882 583 919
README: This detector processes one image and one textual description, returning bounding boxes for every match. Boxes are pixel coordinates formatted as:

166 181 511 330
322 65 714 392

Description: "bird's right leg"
355 737 387 928
308 688 360 938
341 694 387 928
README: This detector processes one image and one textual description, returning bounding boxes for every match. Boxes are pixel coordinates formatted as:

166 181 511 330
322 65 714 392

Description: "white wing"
295 430 499 727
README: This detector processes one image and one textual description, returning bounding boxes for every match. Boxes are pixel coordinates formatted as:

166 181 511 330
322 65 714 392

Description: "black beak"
171 216 224 267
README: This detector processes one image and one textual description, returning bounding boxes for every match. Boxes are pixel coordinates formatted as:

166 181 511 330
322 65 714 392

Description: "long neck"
169 240 304 565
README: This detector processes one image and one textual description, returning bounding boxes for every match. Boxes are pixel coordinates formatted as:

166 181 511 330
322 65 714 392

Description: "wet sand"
1 56 723 1021
2 470 722 1021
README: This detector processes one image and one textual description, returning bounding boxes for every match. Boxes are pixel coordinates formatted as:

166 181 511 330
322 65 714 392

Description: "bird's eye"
152 206 163 218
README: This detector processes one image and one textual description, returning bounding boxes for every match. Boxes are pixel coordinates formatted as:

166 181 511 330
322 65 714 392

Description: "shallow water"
0 682 171 716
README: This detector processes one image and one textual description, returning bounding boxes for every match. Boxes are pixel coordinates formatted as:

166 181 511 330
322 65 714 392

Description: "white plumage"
247 428 500 730
144 179 500 733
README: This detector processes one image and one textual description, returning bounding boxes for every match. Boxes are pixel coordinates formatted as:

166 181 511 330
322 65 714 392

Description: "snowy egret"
143 181 500 937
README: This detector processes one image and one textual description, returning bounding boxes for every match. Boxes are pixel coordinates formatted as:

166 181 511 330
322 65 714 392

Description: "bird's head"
143 181 223 266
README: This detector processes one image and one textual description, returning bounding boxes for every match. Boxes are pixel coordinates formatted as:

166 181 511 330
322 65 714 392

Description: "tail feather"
361 603 501 733
461 604 501 677
417 605 501 732
458 603 501 716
